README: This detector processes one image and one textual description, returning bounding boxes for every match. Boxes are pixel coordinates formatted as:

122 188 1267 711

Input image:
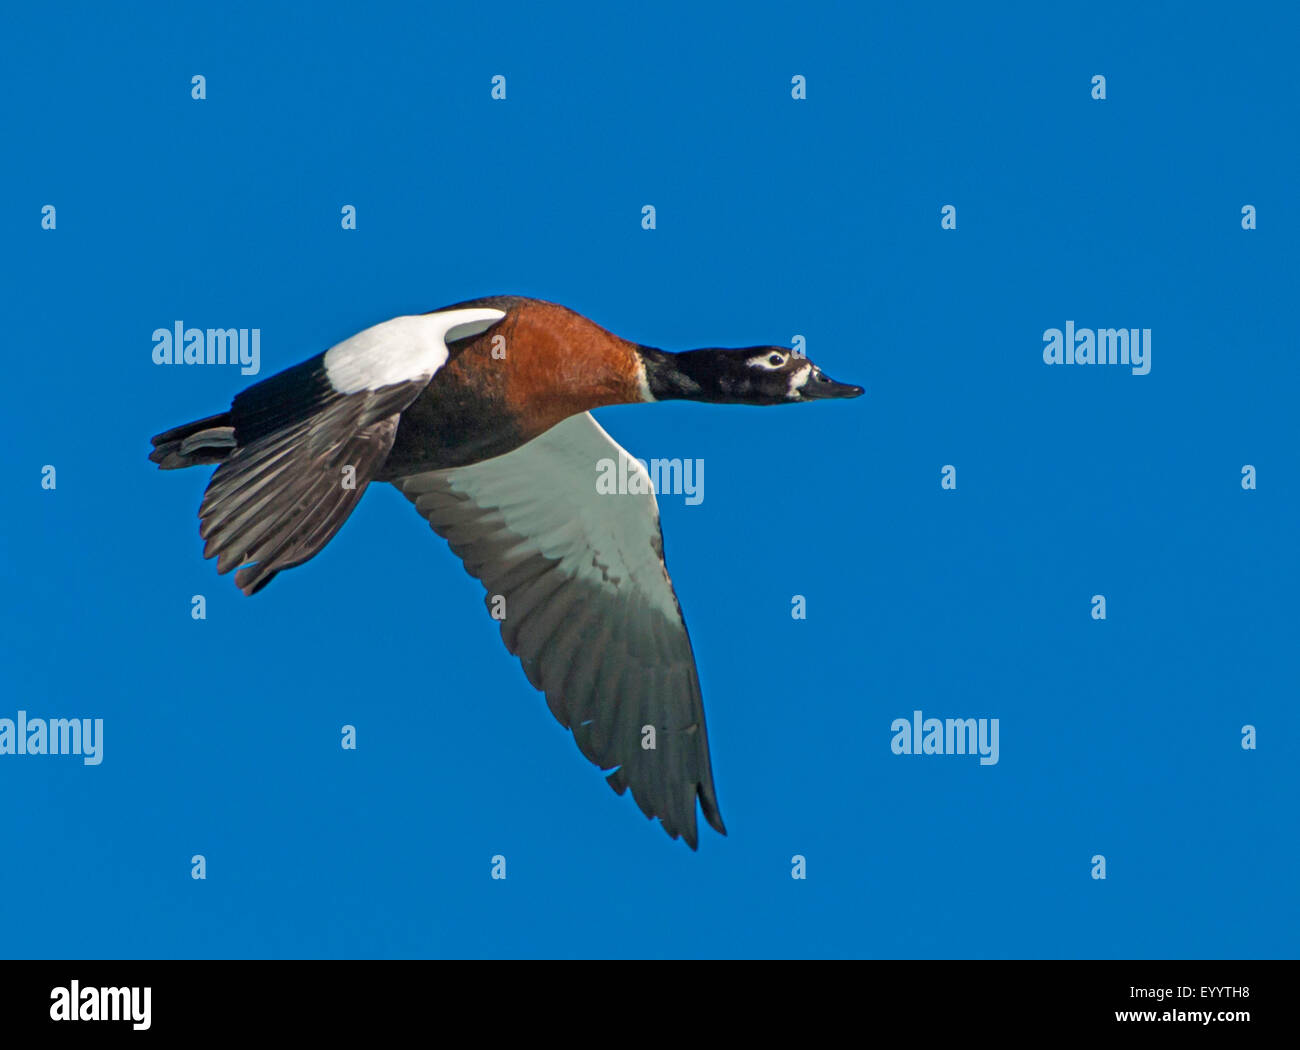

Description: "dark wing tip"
234 562 279 595
702 790 728 837
606 765 720 849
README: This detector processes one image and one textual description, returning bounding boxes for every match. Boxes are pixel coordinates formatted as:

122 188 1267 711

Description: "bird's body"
379 296 649 475
151 295 862 848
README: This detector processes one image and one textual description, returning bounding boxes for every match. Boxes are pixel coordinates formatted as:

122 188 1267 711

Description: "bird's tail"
149 412 237 469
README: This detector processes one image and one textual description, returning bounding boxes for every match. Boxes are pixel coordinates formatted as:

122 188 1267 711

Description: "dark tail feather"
150 412 237 469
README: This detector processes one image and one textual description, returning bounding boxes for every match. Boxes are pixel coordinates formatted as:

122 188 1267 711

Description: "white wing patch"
323 307 505 394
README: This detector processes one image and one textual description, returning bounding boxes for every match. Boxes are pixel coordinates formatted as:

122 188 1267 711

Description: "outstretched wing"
393 412 726 848
152 308 505 594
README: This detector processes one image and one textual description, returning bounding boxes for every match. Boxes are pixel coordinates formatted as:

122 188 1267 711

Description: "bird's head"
640 345 864 405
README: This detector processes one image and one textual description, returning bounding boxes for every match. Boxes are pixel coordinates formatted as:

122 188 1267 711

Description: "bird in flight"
150 296 863 847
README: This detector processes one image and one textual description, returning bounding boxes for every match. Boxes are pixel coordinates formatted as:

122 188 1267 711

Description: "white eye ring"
750 352 787 370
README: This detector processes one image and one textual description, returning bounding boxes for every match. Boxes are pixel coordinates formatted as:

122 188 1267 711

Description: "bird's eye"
768 354 784 366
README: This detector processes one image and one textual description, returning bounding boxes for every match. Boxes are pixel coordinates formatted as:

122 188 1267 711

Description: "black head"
639 346 864 405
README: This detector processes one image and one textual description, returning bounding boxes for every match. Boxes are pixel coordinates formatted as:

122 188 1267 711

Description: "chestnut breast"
380 297 646 478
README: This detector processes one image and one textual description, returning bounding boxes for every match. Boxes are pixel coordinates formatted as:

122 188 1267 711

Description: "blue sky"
0 1 1295 958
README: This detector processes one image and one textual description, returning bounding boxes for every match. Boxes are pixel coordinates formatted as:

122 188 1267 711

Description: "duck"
150 295 863 848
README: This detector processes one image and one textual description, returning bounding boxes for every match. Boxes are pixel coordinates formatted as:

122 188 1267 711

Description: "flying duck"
150 296 863 848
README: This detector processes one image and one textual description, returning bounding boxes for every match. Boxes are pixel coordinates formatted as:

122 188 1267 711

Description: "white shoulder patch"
323 307 506 394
